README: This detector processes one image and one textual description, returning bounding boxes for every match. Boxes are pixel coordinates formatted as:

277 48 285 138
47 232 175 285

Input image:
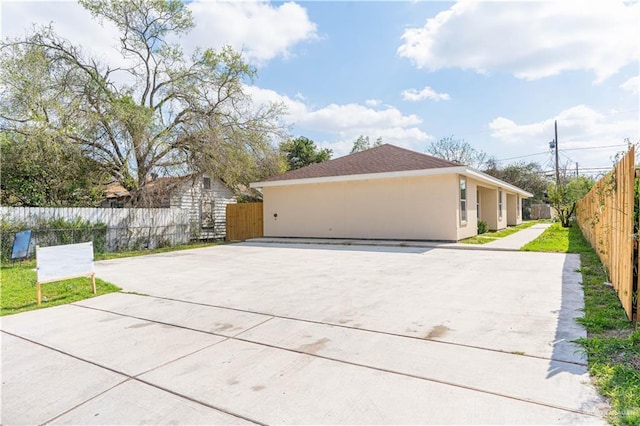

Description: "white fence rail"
1 207 191 253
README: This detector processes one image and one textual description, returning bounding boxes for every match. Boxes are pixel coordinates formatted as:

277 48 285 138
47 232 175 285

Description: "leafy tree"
1 132 108 206
0 0 285 202
484 160 550 201
427 136 492 169
547 175 594 227
350 135 383 153
280 136 331 170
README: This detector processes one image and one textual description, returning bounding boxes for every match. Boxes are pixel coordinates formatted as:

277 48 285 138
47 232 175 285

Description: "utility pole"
575 162 578 177
554 120 559 185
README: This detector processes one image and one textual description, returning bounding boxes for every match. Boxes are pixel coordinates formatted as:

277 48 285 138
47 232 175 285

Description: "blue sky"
2 1 639 175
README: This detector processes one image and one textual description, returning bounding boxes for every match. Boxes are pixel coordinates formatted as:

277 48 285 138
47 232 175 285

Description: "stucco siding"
456 178 479 241
506 193 522 226
481 188 499 231
497 188 508 230
263 174 459 241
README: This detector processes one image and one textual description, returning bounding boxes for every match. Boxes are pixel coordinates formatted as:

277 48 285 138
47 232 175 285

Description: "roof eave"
251 166 532 198
463 168 533 198
251 166 468 188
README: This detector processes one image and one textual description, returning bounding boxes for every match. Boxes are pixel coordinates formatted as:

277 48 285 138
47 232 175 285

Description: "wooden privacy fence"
226 203 263 241
576 147 637 321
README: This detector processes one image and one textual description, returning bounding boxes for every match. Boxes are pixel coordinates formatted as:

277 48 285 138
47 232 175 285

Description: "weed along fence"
226 203 263 241
1 206 191 259
575 147 638 321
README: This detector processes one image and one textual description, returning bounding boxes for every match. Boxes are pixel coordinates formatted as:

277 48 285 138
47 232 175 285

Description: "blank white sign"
37 242 94 283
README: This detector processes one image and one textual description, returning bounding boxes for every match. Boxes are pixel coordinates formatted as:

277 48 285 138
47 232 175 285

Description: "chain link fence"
1 207 193 261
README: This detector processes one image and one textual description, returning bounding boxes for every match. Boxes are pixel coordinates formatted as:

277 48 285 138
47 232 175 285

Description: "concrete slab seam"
229 335 603 420
116 292 588 367
69 301 602 419
42 378 133 425
131 316 276 378
1 330 263 426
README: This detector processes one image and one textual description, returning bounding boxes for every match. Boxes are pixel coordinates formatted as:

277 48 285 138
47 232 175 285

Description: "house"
250 144 532 242
104 174 236 239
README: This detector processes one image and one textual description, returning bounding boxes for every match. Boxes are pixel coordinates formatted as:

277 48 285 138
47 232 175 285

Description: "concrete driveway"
2 243 608 424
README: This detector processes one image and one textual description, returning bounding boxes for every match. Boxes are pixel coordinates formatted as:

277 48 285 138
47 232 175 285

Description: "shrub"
477 220 488 235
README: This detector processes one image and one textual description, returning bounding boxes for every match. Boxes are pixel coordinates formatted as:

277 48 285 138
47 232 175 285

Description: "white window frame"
460 176 467 225
517 196 521 219
498 189 503 221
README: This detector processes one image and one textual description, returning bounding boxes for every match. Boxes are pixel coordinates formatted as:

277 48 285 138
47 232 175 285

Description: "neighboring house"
104 174 236 239
251 144 532 242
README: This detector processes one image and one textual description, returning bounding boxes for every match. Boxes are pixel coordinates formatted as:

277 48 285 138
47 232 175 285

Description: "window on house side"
203 176 211 190
460 177 467 224
476 189 480 219
517 196 521 218
498 190 503 220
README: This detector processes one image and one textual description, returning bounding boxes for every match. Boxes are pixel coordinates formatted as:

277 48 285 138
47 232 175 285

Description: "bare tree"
427 136 492 169
0 0 286 202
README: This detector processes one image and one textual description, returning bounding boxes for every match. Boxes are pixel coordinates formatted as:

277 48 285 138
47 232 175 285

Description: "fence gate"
226 203 263 242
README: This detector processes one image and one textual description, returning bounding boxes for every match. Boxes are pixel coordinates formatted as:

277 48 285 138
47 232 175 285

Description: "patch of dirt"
213 323 234 332
251 385 265 391
126 322 153 329
296 337 331 354
425 325 449 339
597 328 635 339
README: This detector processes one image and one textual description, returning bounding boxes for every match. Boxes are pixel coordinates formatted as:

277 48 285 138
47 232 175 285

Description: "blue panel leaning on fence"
11 230 31 260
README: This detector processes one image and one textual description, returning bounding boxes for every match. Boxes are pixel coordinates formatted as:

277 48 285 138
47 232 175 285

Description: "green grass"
460 220 540 244
1 261 120 316
1 241 224 316
520 221 592 253
523 222 639 425
96 241 224 260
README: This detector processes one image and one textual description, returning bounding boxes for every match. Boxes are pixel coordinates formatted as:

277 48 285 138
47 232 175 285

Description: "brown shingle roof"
263 144 460 182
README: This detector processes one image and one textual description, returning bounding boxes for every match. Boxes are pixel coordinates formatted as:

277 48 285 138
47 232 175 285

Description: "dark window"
460 177 467 224
203 177 211 190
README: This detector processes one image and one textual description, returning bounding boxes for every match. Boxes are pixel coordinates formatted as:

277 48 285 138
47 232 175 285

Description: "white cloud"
401 86 451 102
1 1 318 67
245 86 432 156
398 0 640 82
620 76 640 94
1 2 124 68
489 105 638 167
187 1 318 64
365 99 382 107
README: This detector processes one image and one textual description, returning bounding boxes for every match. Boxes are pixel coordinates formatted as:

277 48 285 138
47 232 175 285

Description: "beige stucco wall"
478 186 511 231
497 189 507 230
263 174 461 241
506 194 522 226
480 187 498 230
456 177 478 241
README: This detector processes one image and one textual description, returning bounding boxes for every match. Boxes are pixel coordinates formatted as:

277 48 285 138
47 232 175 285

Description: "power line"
495 143 631 163
560 143 629 152
495 151 549 162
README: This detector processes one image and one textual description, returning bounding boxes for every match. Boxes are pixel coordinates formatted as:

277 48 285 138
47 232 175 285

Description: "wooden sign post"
36 242 96 305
